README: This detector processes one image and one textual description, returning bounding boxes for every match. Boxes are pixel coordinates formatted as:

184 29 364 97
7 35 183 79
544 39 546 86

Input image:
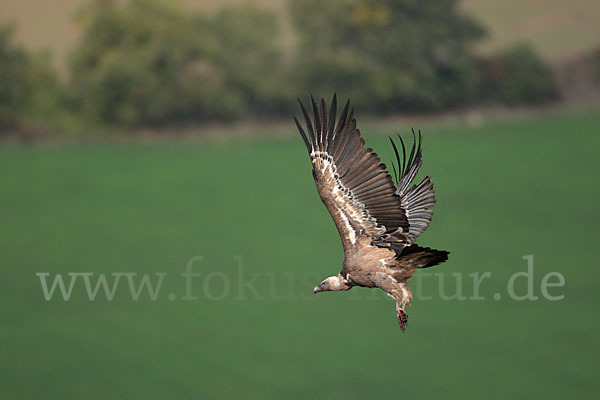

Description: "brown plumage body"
295 95 449 331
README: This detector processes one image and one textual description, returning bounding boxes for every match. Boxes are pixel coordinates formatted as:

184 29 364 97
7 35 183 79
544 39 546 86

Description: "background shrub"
68 0 285 127
0 24 64 133
0 25 35 130
586 47 600 86
288 0 487 112
478 43 559 105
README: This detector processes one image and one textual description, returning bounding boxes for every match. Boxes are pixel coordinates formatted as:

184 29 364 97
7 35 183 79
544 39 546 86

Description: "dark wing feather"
390 131 436 239
295 95 410 249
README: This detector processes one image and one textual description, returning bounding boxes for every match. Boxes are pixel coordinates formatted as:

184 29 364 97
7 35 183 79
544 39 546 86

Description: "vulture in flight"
294 95 449 331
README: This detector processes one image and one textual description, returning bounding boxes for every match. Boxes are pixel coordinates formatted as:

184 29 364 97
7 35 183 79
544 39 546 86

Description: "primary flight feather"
294 94 449 331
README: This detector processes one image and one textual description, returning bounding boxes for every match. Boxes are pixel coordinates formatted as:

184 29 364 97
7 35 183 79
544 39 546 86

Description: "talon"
398 317 406 332
397 309 408 331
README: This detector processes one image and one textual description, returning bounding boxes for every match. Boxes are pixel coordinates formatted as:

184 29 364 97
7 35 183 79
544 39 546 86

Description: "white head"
313 275 350 293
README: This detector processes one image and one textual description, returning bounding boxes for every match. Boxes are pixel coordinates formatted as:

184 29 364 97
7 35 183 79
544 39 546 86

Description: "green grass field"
1 111 599 399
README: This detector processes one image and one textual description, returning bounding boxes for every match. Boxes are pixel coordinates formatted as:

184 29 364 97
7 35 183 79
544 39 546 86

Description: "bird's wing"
295 95 410 250
389 131 436 240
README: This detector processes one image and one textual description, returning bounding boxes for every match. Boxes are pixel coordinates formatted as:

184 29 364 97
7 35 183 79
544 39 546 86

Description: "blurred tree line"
0 0 560 133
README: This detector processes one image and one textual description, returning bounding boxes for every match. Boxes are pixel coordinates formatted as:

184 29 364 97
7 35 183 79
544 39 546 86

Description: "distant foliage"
210 6 294 116
0 25 30 129
479 44 559 105
0 24 64 132
289 0 487 112
69 0 286 126
587 47 600 83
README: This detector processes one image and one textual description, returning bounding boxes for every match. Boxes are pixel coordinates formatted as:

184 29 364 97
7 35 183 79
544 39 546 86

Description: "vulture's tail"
397 244 449 269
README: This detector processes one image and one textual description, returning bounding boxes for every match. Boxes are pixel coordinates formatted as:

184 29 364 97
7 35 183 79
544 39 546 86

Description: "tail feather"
397 244 449 269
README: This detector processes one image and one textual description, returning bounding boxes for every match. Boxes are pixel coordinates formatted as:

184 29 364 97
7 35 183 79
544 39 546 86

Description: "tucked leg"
375 272 413 331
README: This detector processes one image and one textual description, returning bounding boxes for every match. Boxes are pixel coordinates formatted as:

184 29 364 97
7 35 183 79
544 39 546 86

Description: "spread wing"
294 95 410 250
389 131 436 240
